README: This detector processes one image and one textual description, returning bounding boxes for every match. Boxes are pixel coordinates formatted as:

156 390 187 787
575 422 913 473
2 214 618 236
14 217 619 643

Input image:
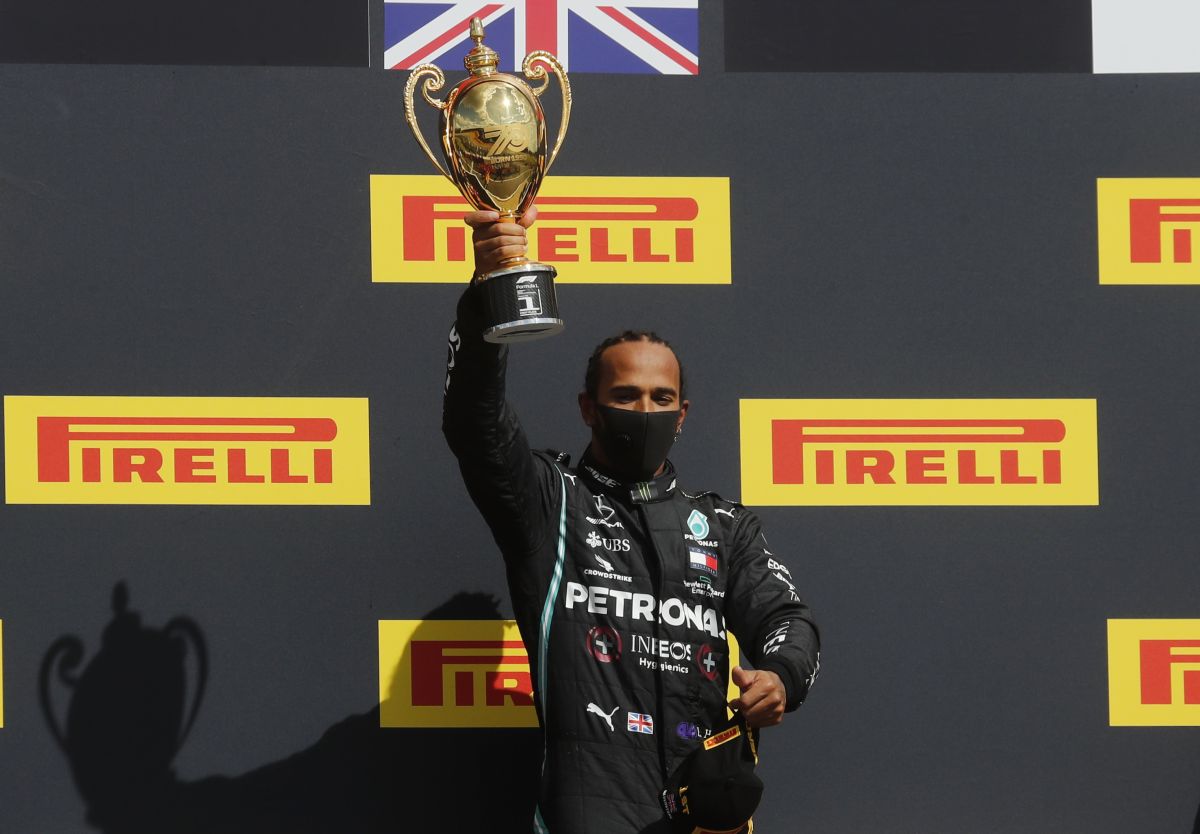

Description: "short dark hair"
583 331 686 401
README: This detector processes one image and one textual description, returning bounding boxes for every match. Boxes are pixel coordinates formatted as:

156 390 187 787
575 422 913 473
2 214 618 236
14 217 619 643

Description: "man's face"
579 339 689 440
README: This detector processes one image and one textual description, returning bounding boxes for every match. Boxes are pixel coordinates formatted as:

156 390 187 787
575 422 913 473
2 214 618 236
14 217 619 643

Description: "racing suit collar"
579 448 678 505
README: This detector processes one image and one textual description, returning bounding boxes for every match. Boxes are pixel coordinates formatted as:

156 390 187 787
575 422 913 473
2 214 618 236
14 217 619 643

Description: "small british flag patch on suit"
627 711 655 734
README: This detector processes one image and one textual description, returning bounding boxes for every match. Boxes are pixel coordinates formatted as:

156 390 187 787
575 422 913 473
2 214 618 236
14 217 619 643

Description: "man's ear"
676 399 690 433
579 392 598 428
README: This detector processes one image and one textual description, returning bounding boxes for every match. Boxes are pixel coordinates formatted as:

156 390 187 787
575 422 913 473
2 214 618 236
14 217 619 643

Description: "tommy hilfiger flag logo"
688 548 718 576
627 711 654 734
383 1 699 74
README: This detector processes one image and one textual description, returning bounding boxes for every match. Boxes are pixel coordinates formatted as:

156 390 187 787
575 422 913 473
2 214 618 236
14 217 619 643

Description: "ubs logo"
586 531 631 551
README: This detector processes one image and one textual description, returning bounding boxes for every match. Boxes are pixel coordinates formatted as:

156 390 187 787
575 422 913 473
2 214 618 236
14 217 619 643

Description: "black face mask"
594 405 680 481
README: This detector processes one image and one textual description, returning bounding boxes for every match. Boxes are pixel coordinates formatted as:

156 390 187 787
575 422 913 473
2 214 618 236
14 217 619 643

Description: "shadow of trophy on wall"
40 582 207 831
38 585 540 833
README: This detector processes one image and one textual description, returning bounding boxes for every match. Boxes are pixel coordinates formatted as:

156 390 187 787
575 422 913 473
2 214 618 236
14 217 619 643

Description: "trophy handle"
164 616 208 755
523 51 571 174
39 636 85 752
403 64 451 179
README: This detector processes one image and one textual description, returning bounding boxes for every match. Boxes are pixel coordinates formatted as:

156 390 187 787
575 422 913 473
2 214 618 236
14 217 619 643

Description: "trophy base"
477 262 564 344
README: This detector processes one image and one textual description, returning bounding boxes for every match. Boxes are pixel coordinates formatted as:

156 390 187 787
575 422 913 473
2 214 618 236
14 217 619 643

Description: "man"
442 207 820 834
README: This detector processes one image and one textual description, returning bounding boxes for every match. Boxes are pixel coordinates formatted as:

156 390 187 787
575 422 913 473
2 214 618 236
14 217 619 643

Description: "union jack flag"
627 711 654 734
384 1 699 74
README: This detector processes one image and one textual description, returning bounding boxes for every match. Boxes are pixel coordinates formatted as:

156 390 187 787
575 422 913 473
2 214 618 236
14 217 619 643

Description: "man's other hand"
730 666 787 728
466 206 538 279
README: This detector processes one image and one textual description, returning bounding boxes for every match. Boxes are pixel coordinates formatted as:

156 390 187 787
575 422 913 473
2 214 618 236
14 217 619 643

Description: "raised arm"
441 209 559 559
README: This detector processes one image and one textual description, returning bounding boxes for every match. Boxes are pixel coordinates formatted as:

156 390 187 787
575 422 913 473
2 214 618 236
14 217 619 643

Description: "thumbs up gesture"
729 666 787 728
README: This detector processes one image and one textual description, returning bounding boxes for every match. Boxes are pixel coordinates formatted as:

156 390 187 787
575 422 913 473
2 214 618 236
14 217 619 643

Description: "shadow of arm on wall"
41 586 542 834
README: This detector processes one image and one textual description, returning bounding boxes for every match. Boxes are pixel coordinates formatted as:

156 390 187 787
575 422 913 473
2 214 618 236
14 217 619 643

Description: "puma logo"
586 703 619 732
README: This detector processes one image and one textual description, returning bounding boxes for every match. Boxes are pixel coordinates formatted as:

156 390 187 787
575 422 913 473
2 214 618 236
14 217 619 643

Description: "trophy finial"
464 17 499 76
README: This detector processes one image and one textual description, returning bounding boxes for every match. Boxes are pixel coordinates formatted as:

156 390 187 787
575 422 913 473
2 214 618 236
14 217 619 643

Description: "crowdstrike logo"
583 551 632 584
564 581 725 638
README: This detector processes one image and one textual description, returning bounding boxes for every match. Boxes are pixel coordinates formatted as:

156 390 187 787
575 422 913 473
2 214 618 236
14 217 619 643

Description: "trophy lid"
464 18 500 76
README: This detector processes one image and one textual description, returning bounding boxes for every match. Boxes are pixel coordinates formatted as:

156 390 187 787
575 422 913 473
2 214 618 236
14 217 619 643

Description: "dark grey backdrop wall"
2 34 1200 834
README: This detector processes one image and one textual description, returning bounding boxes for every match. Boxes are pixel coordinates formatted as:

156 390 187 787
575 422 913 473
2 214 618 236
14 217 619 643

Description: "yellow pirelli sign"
1109 619 1200 727
379 619 741 728
1099 178 1200 284
4 396 370 505
370 175 731 284
740 399 1099 506
380 620 537 728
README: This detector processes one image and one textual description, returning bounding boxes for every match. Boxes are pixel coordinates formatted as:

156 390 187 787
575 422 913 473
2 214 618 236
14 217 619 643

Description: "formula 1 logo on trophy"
404 17 571 342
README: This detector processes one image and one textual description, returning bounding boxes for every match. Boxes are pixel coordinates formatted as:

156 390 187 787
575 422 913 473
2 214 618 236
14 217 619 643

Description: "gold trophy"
404 17 571 343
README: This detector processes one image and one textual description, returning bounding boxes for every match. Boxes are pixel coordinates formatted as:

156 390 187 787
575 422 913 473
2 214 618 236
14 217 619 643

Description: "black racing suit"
442 287 820 834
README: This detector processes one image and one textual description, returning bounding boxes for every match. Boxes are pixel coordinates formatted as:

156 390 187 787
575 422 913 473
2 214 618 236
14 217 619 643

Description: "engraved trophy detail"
404 17 571 342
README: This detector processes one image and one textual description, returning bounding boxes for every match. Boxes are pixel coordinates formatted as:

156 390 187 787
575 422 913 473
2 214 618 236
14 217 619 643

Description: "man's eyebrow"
606 384 678 397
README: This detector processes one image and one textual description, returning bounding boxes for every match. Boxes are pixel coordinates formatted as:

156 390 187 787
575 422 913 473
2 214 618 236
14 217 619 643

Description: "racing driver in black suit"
442 207 821 834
